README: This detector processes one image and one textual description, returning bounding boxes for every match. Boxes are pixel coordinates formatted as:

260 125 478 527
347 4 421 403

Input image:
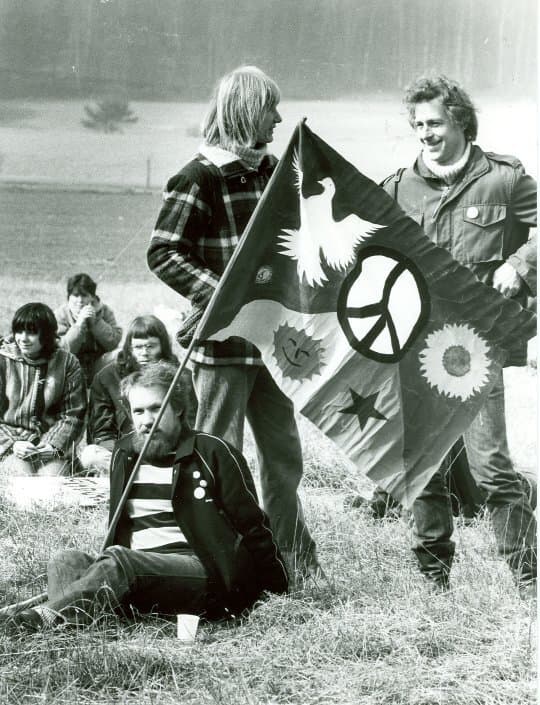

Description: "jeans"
412 371 536 585
44 546 209 623
192 363 317 568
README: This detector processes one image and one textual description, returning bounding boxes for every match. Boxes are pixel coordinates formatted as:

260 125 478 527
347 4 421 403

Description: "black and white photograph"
0 1 537 703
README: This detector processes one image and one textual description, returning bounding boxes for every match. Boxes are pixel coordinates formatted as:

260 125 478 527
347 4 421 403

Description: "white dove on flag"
278 149 385 287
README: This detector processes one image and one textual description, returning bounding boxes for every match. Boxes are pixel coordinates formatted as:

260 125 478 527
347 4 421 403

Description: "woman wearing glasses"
81 314 185 475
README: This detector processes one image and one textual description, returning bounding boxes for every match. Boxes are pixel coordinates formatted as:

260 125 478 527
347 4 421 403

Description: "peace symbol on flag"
337 245 430 363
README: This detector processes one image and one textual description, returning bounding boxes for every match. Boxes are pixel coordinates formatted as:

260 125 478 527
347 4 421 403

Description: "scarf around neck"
234 144 268 169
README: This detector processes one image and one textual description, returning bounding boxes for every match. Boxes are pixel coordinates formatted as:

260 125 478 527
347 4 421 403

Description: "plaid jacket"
148 144 277 365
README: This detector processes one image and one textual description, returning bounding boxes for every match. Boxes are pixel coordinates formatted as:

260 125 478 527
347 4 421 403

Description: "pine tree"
81 97 138 134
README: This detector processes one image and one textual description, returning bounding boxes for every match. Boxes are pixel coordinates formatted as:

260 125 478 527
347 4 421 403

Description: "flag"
194 121 536 507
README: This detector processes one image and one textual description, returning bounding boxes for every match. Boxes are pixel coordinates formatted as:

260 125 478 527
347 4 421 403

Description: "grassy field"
0 185 536 705
0 96 537 703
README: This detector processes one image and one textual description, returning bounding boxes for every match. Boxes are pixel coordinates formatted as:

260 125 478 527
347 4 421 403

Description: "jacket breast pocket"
456 204 507 264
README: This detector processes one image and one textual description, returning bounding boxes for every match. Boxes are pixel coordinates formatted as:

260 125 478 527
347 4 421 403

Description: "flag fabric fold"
194 121 536 507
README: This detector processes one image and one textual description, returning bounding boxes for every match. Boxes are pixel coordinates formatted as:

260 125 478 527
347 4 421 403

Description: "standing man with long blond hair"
147 66 319 582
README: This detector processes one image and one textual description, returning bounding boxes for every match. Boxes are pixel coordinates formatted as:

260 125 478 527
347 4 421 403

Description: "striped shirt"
147 144 277 366
126 463 188 553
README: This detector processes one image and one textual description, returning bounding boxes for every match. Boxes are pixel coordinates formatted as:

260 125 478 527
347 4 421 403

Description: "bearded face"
128 385 182 461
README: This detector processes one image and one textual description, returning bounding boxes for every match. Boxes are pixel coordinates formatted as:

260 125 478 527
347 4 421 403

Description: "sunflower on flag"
420 324 491 401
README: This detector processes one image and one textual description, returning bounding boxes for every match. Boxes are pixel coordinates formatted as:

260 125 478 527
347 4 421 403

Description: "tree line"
0 0 535 101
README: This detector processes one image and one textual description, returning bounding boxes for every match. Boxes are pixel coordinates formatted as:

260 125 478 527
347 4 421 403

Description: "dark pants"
45 546 209 623
193 363 317 570
412 372 537 586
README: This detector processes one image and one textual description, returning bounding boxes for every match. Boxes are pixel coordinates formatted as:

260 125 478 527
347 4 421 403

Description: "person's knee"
0 453 36 476
80 444 111 475
48 549 95 600
476 472 529 505
35 458 70 476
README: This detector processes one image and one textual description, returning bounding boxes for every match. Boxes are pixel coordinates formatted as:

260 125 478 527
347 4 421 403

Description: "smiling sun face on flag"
272 323 326 381
419 323 491 401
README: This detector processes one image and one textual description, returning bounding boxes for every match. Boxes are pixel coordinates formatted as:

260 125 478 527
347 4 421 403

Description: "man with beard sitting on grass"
1 361 288 632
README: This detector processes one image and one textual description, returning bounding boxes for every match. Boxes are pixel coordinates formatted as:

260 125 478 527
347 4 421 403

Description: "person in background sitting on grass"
0 361 288 633
0 303 86 476
55 273 122 385
81 314 196 475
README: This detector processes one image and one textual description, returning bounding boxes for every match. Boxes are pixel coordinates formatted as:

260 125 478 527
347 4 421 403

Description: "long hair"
11 302 58 358
404 75 478 142
117 314 177 377
202 65 280 152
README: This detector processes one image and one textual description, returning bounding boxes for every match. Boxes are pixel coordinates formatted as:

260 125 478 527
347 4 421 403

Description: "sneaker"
0 608 44 635
346 491 402 519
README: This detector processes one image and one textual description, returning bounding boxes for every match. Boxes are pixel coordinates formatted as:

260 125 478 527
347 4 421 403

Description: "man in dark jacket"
2 362 288 631
381 75 536 596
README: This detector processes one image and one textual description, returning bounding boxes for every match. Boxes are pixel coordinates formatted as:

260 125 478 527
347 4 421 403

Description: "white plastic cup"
176 614 199 643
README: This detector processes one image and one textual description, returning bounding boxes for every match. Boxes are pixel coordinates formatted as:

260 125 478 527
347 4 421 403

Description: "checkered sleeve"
147 173 220 307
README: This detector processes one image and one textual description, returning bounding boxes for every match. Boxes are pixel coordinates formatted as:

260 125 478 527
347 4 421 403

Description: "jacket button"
466 206 479 219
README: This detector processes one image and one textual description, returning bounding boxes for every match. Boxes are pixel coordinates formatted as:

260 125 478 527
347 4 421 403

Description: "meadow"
0 98 537 704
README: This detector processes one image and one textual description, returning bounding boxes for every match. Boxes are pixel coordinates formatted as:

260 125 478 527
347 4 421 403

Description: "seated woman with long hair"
81 314 196 475
0 303 86 476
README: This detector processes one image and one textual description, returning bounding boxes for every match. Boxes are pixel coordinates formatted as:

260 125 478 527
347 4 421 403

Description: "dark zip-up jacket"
87 360 131 450
106 430 288 617
382 145 537 366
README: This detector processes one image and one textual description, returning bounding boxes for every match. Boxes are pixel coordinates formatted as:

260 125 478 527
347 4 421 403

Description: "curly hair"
404 75 478 141
117 314 177 377
12 302 58 358
120 360 189 416
202 65 280 152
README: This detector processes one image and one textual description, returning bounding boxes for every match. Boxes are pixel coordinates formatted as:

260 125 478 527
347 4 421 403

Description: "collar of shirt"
174 428 198 461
